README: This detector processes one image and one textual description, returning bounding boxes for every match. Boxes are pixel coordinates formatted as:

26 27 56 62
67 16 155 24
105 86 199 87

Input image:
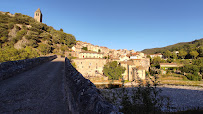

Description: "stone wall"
0 55 57 81
72 58 107 77
64 57 120 113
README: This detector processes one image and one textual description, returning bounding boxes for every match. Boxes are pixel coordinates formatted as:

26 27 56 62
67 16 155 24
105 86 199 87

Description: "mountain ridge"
141 38 203 54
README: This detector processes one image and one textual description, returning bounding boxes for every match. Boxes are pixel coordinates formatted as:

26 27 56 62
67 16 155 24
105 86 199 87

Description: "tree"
103 61 126 80
151 57 162 68
98 49 101 53
181 64 199 74
163 50 171 59
198 47 203 57
178 49 187 59
82 47 88 51
60 28 63 32
190 50 199 59
171 52 177 59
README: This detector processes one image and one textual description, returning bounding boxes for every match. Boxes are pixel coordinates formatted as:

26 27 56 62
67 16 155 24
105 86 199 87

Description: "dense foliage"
103 61 126 80
180 58 203 81
145 38 202 81
81 47 88 51
142 38 203 59
0 12 76 62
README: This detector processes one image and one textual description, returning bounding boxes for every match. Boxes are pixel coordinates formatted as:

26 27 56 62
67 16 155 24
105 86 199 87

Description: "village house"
120 61 146 81
72 58 107 80
71 46 82 57
149 53 163 58
131 58 150 71
160 63 182 69
119 55 130 61
79 51 103 58
160 63 183 74
129 52 146 59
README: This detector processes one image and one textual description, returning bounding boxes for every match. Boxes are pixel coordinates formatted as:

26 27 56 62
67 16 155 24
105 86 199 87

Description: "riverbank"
99 85 203 112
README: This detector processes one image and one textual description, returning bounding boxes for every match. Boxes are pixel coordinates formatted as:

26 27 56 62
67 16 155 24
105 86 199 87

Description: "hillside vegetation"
142 38 203 57
0 12 76 62
143 38 203 81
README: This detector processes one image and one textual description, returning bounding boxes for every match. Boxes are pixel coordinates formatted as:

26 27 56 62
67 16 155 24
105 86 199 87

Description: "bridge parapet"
0 55 57 81
64 58 120 114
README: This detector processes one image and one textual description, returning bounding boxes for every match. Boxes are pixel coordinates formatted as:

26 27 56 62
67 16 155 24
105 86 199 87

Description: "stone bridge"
0 56 119 113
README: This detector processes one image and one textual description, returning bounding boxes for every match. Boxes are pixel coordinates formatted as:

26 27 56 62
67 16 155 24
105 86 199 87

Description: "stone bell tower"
34 8 42 22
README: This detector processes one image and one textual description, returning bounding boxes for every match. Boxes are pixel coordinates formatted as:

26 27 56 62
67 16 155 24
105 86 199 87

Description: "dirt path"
0 58 69 113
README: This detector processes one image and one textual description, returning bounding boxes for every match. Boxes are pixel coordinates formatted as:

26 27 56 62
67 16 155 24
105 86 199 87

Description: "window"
89 63 91 65
89 66 90 68
81 62 82 64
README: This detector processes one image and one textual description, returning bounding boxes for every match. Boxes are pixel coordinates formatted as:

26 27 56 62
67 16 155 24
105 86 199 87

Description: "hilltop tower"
34 8 42 22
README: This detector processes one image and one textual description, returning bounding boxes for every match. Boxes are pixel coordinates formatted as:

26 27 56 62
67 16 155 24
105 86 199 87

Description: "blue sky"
1 0 203 51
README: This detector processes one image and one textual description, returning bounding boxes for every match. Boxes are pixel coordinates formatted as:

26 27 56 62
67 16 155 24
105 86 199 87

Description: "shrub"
81 47 88 51
186 74 201 81
101 75 172 113
37 43 51 55
8 23 14 29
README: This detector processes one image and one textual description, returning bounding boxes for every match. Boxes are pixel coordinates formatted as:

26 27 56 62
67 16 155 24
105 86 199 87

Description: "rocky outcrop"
0 55 57 81
64 57 120 113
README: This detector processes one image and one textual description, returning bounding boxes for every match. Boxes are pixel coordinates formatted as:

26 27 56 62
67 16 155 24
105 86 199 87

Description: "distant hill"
141 38 203 54
0 11 76 62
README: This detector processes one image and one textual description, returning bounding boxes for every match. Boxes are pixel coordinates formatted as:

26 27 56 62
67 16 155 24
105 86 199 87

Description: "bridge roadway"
0 58 69 113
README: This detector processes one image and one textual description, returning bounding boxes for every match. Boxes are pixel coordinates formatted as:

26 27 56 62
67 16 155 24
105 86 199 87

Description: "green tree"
151 57 162 68
163 50 171 59
190 50 199 59
82 47 88 51
171 52 177 59
60 28 63 32
178 49 187 59
198 47 203 57
103 61 126 80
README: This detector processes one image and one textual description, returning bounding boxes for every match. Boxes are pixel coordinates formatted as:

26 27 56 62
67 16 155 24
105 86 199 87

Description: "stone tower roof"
35 8 41 13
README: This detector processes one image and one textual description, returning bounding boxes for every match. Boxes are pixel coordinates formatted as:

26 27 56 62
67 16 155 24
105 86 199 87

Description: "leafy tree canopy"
103 61 126 80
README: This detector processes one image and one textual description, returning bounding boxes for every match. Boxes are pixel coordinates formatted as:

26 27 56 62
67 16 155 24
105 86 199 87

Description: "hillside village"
67 41 151 81
67 38 203 83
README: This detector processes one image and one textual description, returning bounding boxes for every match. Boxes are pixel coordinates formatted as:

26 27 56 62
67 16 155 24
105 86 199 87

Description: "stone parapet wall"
0 55 57 81
64 57 120 113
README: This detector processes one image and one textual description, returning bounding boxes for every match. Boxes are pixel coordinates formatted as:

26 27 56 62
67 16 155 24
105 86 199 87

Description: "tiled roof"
120 61 134 65
131 53 139 56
